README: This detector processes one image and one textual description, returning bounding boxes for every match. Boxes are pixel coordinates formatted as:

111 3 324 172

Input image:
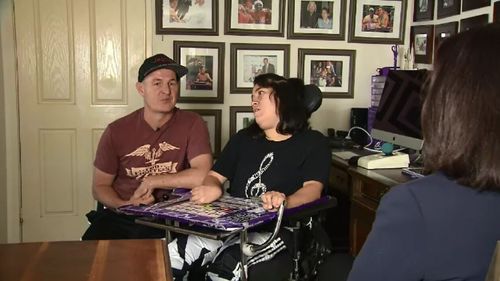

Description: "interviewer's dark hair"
247 73 309 137
421 23 500 191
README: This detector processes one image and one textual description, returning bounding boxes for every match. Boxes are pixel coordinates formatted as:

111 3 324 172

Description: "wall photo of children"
185 55 214 90
361 4 394 32
237 0 273 24
309 60 342 87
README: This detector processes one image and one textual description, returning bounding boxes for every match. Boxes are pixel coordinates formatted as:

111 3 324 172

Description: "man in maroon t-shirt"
82 54 212 240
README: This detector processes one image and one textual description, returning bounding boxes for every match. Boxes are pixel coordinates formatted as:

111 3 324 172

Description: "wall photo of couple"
237 0 273 24
361 5 394 32
226 0 284 36
300 1 334 29
348 0 405 44
288 0 346 40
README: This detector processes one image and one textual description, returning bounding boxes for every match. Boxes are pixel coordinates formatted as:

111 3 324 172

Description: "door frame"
1 0 21 243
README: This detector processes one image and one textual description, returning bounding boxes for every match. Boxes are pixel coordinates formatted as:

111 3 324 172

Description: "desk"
0 239 172 281
330 151 412 256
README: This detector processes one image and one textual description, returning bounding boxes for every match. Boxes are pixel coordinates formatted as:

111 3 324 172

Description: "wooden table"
0 239 172 281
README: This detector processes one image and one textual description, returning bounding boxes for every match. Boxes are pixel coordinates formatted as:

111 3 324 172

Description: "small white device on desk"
358 151 409 169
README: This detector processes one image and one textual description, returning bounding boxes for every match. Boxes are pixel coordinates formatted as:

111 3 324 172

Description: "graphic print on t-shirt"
124 142 180 180
245 152 274 198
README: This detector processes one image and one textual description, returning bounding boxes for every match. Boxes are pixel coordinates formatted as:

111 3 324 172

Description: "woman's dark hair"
421 23 500 191
246 73 310 137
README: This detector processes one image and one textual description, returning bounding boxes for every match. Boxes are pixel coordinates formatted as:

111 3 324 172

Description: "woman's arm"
261 180 323 210
190 170 227 204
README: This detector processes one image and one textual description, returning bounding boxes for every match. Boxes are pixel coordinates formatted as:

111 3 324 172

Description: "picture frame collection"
158 0 407 43
159 0 410 103
157 0 495 154
411 0 494 65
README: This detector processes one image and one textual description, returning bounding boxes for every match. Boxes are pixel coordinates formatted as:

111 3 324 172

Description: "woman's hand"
190 185 222 204
260 191 286 211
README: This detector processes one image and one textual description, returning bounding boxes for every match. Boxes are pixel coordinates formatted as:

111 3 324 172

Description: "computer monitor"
371 69 428 151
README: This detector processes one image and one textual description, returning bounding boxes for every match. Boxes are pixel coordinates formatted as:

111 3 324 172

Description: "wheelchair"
237 84 336 281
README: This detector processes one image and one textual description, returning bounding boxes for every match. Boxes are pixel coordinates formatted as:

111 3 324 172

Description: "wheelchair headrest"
303 84 323 114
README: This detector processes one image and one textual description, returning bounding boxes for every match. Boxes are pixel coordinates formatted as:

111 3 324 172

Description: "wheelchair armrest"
284 195 337 222
241 196 337 257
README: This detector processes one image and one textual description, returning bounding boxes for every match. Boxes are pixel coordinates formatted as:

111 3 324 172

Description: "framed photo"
229 106 254 136
460 14 489 32
434 21 458 53
495 1 500 23
413 0 434 21
155 0 218 35
287 0 347 40
224 0 285 36
230 43 290 93
297 49 356 98
348 0 407 44
187 109 222 156
462 0 490 12
437 0 460 19
411 25 434 64
173 41 225 103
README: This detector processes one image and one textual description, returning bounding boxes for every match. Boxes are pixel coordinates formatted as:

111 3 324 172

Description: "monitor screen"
371 69 428 151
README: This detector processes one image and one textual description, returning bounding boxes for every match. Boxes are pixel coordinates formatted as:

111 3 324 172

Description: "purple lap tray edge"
118 189 333 231
118 189 276 231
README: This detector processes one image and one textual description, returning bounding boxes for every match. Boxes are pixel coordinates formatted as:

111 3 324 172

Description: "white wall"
151 2 415 148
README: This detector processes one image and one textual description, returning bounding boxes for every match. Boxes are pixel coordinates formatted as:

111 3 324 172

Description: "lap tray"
118 189 335 232
118 189 277 231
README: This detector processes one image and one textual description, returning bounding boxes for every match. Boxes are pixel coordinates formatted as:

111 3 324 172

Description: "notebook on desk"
332 151 360 160
332 149 376 160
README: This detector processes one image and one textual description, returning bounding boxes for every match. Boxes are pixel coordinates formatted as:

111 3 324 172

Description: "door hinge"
19 217 24 224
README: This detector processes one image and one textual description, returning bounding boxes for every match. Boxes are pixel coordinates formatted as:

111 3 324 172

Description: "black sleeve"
212 132 244 181
302 131 331 189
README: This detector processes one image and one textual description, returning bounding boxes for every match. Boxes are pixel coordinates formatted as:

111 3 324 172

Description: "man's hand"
133 176 155 199
261 191 286 211
127 191 155 206
190 185 222 204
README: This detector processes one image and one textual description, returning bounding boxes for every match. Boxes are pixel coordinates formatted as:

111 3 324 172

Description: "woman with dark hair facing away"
168 73 330 280
347 23 500 281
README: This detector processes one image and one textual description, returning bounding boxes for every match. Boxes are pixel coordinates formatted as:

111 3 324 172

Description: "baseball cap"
137 54 188 82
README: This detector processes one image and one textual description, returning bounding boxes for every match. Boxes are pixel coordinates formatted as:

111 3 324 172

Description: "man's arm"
92 167 154 209
133 153 213 198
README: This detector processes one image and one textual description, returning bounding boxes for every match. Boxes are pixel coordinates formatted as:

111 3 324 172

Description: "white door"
15 0 149 241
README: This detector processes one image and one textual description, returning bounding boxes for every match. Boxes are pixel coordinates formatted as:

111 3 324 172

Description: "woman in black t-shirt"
169 73 331 281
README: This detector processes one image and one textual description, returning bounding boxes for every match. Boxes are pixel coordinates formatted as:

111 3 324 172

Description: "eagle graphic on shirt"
125 142 180 180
